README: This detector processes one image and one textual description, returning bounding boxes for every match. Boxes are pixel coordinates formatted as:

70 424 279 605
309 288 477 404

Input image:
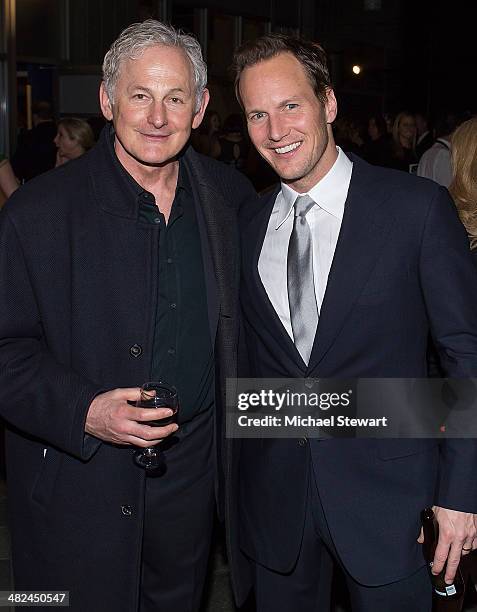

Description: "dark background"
1 0 475 153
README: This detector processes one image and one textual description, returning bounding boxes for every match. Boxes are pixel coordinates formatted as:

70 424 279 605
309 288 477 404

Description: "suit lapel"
308 157 396 371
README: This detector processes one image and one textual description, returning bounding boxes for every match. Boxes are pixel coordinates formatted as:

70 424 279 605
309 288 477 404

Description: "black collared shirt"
109 131 214 422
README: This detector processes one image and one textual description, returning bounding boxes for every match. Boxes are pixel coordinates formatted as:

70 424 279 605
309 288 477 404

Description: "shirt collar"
274 147 353 230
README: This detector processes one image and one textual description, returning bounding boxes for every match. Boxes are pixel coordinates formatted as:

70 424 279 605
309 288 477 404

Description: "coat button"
298 437 308 447
129 344 142 358
121 505 132 516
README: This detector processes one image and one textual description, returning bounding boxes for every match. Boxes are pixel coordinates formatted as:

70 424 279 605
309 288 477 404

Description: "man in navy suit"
227 34 477 611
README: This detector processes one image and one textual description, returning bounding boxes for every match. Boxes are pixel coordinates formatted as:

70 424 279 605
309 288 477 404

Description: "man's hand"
417 506 477 584
85 387 178 446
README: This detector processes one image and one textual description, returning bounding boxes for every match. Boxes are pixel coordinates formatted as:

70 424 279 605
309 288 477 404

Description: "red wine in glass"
129 381 178 472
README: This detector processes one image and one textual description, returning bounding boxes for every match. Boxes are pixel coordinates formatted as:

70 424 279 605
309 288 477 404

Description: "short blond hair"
58 117 95 152
233 33 331 109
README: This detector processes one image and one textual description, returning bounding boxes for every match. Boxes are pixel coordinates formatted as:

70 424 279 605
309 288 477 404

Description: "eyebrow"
247 97 302 115
278 97 302 106
127 85 152 94
126 85 190 97
166 87 189 96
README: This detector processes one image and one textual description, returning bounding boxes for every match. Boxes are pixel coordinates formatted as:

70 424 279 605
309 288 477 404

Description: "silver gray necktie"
287 195 318 364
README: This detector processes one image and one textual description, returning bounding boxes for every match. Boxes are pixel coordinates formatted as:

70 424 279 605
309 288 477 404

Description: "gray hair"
102 19 207 112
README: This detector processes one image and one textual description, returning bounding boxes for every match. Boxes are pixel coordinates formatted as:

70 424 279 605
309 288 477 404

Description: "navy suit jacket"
231 154 477 602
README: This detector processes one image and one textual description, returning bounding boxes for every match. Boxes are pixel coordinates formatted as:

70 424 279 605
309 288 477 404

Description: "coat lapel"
308 157 396 372
184 149 238 341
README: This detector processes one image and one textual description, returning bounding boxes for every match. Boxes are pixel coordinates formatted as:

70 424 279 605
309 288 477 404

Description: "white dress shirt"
258 147 353 339
417 139 452 187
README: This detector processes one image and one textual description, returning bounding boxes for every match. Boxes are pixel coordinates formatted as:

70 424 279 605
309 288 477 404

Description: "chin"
127 147 171 166
277 164 306 181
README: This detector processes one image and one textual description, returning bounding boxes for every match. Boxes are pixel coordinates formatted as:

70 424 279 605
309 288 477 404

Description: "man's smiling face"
239 51 337 193
100 44 208 171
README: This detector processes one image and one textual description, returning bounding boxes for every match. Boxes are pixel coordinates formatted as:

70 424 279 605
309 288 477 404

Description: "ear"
324 88 338 124
99 82 113 121
192 88 210 130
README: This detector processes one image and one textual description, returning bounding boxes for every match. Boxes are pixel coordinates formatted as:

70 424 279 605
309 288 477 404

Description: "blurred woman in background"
389 111 418 172
449 117 477 263
54 117 94 167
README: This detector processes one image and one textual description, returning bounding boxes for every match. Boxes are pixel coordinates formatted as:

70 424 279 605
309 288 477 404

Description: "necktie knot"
294 195 315 219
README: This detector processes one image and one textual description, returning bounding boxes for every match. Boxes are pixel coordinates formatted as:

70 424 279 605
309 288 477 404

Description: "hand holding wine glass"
85 386 178 447
128 381 179 472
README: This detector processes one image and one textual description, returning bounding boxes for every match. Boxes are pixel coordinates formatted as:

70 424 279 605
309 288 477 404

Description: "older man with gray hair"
0 19 256 612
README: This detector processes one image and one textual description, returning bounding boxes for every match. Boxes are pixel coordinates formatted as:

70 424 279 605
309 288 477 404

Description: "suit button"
298 437 308 447
121 505 132 516
304 378 314 389
129 344 142 358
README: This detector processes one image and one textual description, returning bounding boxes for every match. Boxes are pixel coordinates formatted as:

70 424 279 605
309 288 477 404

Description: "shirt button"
121 505 132 516
154 217 161 224
167 348 176 356
129 344 143 358
170 303 177 309
167 258 173 264
298 437 308 447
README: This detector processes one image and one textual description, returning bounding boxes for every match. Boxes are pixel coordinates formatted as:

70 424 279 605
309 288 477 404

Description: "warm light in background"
352 65 362 75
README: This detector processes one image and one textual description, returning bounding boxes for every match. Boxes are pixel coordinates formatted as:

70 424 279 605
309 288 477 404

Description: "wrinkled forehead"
116 44 195 86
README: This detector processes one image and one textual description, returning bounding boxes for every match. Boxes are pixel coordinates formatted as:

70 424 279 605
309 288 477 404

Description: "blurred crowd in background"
1 102 476 246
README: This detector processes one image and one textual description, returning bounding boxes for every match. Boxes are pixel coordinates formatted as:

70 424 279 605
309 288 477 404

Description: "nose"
267 114 289 143
147 101 167 129
53 133 59 145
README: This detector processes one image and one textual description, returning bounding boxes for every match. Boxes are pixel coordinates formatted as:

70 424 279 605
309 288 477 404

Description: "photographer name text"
237 415 388 428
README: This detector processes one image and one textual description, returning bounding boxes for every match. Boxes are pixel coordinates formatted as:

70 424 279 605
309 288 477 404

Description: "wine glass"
130 381 179 473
